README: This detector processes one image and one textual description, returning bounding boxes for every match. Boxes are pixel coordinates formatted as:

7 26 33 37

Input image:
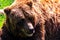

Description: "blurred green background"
0 0 14 29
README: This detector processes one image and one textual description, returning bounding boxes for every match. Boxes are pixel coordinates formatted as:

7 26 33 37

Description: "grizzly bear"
0 0 60 40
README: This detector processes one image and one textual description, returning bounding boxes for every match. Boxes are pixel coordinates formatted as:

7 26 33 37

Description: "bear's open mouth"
19 29 35 37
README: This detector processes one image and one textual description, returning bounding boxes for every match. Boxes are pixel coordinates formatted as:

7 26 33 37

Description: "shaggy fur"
0 0 60 40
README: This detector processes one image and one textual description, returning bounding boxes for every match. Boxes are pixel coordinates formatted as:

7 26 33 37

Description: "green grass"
0 14 6 29
0 0 14 9
0 0 14 29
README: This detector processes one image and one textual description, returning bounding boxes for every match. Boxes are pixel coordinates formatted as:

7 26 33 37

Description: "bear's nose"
27 22 35 34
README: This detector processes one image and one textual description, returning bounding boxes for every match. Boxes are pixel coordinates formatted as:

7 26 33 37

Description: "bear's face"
4 6 35 37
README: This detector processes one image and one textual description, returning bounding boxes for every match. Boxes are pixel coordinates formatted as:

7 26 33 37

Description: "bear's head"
3 1 39 37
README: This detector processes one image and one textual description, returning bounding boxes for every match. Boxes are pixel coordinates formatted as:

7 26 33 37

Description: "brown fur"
1 0 60 40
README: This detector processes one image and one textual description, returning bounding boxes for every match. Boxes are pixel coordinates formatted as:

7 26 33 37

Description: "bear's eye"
16 19 25 26
28 17 34 24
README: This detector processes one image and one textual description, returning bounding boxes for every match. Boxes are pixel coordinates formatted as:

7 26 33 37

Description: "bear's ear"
26 2 32 8
4 7 11 15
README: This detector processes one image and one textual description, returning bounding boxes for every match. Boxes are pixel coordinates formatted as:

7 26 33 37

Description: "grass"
0 14 6 29
0 0 14 29
0 0 14 9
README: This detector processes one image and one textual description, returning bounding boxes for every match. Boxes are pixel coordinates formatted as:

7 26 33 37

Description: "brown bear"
1 0 60 40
